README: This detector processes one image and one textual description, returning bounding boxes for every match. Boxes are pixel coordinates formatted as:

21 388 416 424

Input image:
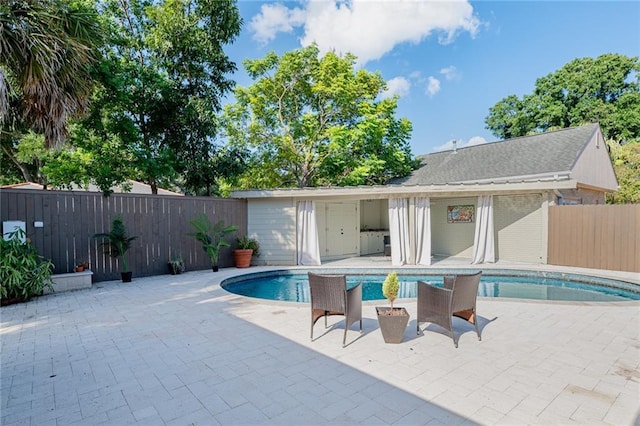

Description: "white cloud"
250 0 480 65
434 136 489 152
426 76 440 96
440 65 460 80
381 77 411 99
249 3 306 45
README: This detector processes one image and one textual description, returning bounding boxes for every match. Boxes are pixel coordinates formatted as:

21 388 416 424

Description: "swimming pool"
221 269 640 302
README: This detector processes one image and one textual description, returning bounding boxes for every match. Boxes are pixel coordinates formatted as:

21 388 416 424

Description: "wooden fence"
1 189 247 282
548 204 640 273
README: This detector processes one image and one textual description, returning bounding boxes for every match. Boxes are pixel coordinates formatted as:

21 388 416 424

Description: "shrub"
0 229 54 303
382 271 399 309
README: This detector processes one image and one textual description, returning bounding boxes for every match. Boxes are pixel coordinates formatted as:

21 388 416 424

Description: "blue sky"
225 1 639 155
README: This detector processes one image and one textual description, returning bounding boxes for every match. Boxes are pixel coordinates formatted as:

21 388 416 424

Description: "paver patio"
1 261 639 425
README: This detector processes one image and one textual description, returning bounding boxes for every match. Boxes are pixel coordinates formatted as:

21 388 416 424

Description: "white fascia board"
231 179 578 200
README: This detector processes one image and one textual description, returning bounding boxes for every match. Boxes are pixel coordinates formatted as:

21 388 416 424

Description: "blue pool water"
221 270 640 302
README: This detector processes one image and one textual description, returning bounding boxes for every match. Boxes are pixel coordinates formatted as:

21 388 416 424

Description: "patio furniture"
416 271 482 347
308 272 362 347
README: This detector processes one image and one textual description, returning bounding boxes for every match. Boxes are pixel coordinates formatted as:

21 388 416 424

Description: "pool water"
221 272 640 302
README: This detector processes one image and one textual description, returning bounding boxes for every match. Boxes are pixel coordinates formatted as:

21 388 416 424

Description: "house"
230 123 618 267
1 180 183 196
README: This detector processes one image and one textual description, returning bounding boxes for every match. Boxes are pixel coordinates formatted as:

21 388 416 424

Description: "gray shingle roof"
393 124 598 185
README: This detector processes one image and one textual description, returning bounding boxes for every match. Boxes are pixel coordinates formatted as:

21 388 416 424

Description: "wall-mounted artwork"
447 205 474 223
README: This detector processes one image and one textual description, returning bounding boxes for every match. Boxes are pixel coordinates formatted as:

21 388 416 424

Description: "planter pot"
376 307 410 344
212 265 219 272
75 266 85 272
121 271 132 283
233 249 253 268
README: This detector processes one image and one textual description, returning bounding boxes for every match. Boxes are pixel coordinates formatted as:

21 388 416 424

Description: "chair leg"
473 309 481 341
359 319 362 333
343 327 348 347
324 312 328 328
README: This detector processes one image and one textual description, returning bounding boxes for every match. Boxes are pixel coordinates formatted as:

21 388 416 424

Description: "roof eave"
231 179 579 200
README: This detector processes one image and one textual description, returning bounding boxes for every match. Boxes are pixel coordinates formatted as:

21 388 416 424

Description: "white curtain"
297 201 321 265
388 198 410 266
472 195 495 264
414 197 431 265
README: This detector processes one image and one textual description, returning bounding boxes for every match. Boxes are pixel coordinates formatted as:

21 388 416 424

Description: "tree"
224 45 417 189
606 140 640 204
485 53 640 141
0 0 102 149
85 0 243 194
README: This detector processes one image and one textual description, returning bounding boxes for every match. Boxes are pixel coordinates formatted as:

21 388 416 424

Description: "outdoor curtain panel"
297 200 321 266
472 195 495 264
414 197 432 265
388 198 410 266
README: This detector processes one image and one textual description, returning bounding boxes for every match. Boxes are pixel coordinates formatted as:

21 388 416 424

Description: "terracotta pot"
376 307 410 344
233 249 253 268
75 266 85 272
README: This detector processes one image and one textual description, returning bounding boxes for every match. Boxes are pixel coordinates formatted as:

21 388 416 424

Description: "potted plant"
0 228 54 305
94 215 138 282
376 271 410 343
188 213 238 272
75 260 89 272
168 254 185 275
233 235 260 268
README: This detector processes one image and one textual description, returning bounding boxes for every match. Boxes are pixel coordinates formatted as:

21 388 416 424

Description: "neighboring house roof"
1 180 183 196
233 123 618 199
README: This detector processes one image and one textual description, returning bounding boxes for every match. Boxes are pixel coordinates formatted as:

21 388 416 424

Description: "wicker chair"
416 271 482 348
308 272 362 347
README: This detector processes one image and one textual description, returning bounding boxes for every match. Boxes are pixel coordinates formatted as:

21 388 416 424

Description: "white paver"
1 260 638 425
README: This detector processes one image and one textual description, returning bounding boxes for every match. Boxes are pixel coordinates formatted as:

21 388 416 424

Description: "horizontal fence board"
1 189 247 282
548 204 640 273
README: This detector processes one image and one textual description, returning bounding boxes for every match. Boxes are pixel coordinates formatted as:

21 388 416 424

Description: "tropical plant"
0 0 102 148
235 235 260 257
382 271 400 309
188 213 238 270
93 215 138 273
0 228 54 303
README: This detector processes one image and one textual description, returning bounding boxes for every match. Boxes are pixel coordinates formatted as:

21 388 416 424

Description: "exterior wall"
430 197 476 257
557 188 605 205
494 194 544 263
247 199 297 265
570 129 618 191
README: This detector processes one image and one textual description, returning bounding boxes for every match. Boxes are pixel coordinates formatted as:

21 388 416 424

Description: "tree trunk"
2 145 33 182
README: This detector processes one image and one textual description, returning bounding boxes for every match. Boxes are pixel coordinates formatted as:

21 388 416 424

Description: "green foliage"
606 140 640 204
235 235 260 258
382 271 400 308
0 0 102 148
94 215 138 272
168 254 185 274
188 213 238 267
223 44 418 189
0 229 54 303
77 0 243 195
485 53 640 142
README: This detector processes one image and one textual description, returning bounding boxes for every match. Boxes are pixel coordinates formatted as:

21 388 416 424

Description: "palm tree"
0 0 102 148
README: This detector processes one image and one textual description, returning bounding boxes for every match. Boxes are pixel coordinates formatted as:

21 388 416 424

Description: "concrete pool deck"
1 259 639 425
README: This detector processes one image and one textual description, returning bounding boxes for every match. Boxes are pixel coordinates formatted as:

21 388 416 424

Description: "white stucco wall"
430 197 476 258
247 198 297 265
494 194 544 263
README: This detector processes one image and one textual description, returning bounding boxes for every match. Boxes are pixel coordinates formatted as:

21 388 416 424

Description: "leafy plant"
94 215 138 272
168 254 185 274
235 235 260 257
0 229 54 303
382 271 400 309
188 213 238 270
